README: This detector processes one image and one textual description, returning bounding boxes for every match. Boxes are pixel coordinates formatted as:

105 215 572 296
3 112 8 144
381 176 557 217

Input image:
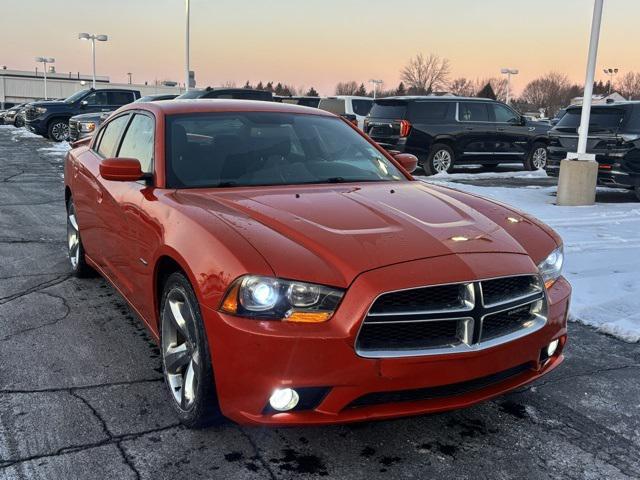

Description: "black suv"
365 97 551 175
546 102 640 200
25 88 140 141
176 87 273 101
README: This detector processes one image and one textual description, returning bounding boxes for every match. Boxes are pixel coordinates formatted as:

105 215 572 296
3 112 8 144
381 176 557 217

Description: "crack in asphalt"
0 274 71 306
0 290 71 342
69 390 143 480
0 377 164 395
0 421 182 471
237 425 279 480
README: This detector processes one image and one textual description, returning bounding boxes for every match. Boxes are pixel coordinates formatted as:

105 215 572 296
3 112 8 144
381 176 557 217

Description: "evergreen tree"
305 87 319 97
243 80 252 89
274 82 285 95
256 81 264 91
477 82 497 100
356 83 368 96
396 82 406 96
265 82 274 92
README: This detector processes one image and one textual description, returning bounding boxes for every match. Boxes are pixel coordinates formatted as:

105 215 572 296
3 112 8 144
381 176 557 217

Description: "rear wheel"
48 119 69 142
425 144 455 175
66 199 93 277
160 272 221 428
525 143 548 171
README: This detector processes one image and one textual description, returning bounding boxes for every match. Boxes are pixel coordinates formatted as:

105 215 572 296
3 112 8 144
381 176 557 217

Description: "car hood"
29 101 65 108
70 112 104 121
176 182 534 287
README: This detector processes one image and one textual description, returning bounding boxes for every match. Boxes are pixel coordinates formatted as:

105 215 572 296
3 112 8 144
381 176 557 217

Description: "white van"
318 96 374 130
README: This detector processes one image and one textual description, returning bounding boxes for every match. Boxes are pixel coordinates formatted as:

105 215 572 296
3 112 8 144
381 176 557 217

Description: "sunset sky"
2 0 638 95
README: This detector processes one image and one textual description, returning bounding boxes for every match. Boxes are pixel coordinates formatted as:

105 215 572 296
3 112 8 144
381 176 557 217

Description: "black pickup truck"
25 88 140 141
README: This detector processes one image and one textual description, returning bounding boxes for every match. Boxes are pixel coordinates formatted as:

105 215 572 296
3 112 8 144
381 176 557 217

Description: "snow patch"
420 178 640 343
39 142 71 157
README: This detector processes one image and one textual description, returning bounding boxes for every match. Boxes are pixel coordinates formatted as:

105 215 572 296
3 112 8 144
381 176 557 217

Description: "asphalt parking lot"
1 127 639 480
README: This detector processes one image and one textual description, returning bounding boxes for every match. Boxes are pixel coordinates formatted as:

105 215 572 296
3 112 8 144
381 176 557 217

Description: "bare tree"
475 77 508 103
221 80 237 88
335 81 359 95
449 77 476 97
400 53 450 94
521 72 573 117
617 72 640 100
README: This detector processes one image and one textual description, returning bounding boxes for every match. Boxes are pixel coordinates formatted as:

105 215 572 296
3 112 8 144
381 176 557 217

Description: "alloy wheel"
162 288 201 411
67 203 80 269
51 122 69 141
532 147 547 169
433 149 452 173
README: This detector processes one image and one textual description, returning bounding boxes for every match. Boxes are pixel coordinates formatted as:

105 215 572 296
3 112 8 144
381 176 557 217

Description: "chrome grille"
355 275 546 358
69 120 79 141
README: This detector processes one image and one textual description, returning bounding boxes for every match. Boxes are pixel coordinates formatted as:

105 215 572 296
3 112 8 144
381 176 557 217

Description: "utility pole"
556 0 604 206
185 0 190 92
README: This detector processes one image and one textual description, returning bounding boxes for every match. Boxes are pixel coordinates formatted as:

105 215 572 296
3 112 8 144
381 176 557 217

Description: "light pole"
603 67 618 94
557 0 604 206
500 68 519 104
369 79 382 99
185 0 190 92
78 33 108 88
127 72 132 84
35 57 54 99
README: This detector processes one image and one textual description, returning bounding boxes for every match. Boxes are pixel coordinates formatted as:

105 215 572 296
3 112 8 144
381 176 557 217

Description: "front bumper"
203 254 571 426
25 117 47 136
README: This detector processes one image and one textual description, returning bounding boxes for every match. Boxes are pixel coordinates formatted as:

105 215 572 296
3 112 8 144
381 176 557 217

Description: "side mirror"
519 116 527 126
99 158 144 182
393 153 419 173
80 100 88 108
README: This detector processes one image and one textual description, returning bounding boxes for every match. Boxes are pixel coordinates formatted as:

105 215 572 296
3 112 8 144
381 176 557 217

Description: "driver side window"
493 104 519 123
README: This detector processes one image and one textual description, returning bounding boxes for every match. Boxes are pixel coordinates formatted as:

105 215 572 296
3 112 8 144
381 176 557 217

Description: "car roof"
376 96 493 102
566 101 640 110
121 99 335 116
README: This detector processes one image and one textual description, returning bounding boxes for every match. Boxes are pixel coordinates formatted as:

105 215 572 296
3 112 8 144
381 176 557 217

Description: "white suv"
318 96 373 130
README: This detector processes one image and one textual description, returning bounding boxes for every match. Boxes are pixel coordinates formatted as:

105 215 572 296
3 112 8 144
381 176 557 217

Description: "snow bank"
3 125 41 141
419 177 640 343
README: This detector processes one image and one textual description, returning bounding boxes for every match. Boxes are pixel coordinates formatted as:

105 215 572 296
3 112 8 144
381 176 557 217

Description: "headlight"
79 122 96 132
35 107 48 115
220 275 344 323
538 246 564 289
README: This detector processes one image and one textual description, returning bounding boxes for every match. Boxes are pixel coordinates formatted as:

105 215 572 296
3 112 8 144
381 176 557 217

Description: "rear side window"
458 102 490 122
408 101 453 122
352 99 373 117
556 107 627 133
96 114 130 158
117 114 155 173
108 91 135 105
369 101 407 119
319 98 346 115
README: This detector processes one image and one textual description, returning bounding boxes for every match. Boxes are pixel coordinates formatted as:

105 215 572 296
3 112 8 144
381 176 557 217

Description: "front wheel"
424 144 455 175
525 143 548 171
160 272 221 428
48 119 69 142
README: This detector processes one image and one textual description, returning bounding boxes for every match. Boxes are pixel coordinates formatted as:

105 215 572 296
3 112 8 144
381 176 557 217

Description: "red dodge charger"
64 100 570 427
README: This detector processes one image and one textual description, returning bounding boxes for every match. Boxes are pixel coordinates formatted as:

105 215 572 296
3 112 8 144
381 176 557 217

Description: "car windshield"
64 90 90 104
165 112 406 188
176 90 204 99
555 107 627 133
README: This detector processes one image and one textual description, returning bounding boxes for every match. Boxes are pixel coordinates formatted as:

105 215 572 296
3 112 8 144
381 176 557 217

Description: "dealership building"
0 67 184 108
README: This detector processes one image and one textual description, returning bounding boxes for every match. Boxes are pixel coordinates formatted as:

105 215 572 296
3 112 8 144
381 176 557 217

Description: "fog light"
269 388 299 412
547 339 559 357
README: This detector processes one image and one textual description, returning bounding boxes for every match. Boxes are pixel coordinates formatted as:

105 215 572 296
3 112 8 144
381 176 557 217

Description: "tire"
14 117 24 128
525 142 548 171
425 144 455 175
48 119 70 142
160 272 222 428
66 198 93 277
